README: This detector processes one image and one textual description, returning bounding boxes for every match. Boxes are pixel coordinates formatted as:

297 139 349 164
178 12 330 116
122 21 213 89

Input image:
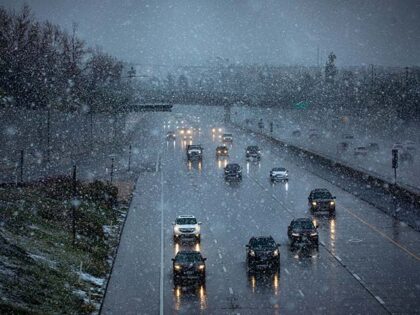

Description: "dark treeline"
0 5 134 112
157 54 419 121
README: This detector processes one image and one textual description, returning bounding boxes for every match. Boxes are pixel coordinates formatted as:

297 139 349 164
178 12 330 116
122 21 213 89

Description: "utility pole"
72 164 77 246
20 150 24 184
47 108 51 163
317 46 320 68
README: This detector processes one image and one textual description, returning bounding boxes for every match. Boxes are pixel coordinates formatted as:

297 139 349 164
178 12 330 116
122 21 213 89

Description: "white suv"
173 215 201 242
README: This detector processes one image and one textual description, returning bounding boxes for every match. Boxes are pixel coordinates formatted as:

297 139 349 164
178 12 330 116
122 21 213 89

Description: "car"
216 145 229 158
287 218 319 249
246 146 261 160
367 142 379 152
246 236 280 272
308 188 336 215
166 131 176 141
393 142 404 150
178 127 192 136
342 133 354 140
354 146 368 156
172 215 201 242
292 130 301 137
172 250 206 284
224 163 242 181
270 167 288 182
211 127 223 135
187 145 203 161
309 129 320 140
403 140 416 152
337 142 349 152
222 133 233 143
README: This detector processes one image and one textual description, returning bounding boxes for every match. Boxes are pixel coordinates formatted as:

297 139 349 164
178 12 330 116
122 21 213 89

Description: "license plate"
185 271 194 275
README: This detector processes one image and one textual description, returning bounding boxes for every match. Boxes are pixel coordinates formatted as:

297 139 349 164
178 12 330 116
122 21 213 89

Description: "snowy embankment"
231 105 420 194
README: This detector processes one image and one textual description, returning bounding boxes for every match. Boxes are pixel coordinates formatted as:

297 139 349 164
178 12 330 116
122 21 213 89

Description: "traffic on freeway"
102 107 420 314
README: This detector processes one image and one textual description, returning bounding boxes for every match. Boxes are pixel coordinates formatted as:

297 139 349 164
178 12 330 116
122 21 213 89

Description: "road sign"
392 149 398 169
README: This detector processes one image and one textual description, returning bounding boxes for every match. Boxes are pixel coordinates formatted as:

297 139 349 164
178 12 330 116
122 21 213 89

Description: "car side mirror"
203 258 207 261
198 222 202 225
171 258 175 261
315 224 319 229
277 243 281 247
172 222 175 225
245 244 249 248
333 196 336 199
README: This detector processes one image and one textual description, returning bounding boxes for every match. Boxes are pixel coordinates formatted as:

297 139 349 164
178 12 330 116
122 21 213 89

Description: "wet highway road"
102 106 420 315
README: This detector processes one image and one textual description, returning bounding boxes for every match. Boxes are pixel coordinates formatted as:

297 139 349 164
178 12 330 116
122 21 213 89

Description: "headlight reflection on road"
251 275 256 293
246 162 250 174
330 218 336 254
174 243 180 255
285 181 289 191
195 243 201 252
199 285 207 310
273 272 279 295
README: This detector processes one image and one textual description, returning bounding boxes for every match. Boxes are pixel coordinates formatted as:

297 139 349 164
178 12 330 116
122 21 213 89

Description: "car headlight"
218 128 222 132
212 128 216 132
273 249 279 256
175 264 182 270
198 264 205 270
292 233 299 237
312 201 317 206
247 150 250 153
187 130 191 134
249 250 255 256
310 232 318 237
174 226 180 233
180 130 184 134
195 225 200 232
330 201 335 205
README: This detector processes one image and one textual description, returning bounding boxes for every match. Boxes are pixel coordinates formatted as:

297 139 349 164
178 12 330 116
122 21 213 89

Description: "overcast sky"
1 0 419 67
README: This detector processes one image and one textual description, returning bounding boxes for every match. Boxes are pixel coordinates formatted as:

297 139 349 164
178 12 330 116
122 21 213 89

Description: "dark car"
172 251 206 284
308 188 336 215
216 146 229 158
224 163 242 181
166 131 176 141
222 133 233 143
246 236 280 272
287 218 319 249
187 145 203 161
246 146 261 160
270 167 288 182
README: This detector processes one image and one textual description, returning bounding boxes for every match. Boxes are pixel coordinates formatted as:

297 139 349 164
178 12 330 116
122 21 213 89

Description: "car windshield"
313 191 332 199
249 237 276 249
272 168 286 172
176 218 197 225
175 252 202 263
226 164 240 170
223 134 232 137
292 220 314 230
247 146 259 151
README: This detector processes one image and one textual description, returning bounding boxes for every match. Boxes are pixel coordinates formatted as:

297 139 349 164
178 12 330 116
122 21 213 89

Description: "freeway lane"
102 105 420 314
160 117 386 314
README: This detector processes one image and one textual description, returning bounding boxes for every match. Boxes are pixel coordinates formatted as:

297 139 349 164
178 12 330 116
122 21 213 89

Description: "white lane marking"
335 255 342 262
298 289 304 297
214 239 218 244
284 268 290 275
155 152 160 173
375 296 385 305
159 167 164 315
223 266 227 273
353 273 361 281
229 287 234 295
218 253 223 259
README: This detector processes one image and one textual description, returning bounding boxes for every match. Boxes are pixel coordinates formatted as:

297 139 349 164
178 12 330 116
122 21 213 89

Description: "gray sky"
1 0 419 66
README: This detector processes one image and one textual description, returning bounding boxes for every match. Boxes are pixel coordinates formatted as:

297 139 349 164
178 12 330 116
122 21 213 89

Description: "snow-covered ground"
231 105 420 193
